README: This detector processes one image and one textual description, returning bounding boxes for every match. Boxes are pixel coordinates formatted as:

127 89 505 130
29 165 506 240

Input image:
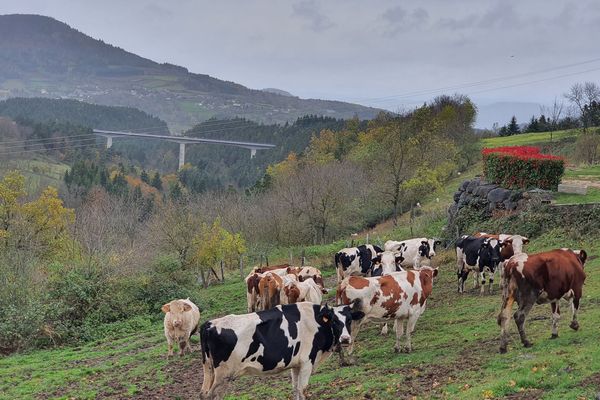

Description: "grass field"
1 234 598 400
481 129 581 147
564 164 600 181
0 157 69 193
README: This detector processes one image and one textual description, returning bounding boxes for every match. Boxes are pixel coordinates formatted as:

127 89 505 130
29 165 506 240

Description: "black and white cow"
334 244 383 282
200 302 364 400
456 235 503 294
384 238 441 269
370 250 405 277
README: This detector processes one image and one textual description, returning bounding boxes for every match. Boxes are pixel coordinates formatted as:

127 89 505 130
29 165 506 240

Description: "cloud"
380 5 429 36
291 0 335 32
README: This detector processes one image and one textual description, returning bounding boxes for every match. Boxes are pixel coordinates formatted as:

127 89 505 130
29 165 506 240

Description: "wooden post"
239 255 244 280
301 249 306 267
220 260 225 281
266 255 269 266
260 254 263 267
366 233 369 245
289 250 293 265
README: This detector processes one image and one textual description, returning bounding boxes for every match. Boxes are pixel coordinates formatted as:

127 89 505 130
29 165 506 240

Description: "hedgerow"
482 146 565 190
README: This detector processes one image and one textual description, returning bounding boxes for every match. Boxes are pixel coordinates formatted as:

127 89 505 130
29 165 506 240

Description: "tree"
565 82 600 130
507 116 520 135
151 172 163 191
140 170 150 184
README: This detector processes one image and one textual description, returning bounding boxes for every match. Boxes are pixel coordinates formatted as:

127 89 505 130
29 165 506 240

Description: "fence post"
289 250 293 265
239 255 244 279
266 255 269 266
220 260 225 281
366 233 369 245
260 254 263 267
301 249 306 267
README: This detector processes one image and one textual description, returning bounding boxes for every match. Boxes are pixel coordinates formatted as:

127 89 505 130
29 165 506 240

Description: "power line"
0 137 98 150
0 142 100 157
349 57 600 103
0 133 95 145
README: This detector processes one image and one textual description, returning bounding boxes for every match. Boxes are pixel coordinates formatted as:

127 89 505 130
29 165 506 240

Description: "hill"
0 14 382 130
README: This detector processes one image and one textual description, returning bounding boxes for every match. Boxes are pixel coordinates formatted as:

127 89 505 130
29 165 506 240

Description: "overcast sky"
1 0 600 122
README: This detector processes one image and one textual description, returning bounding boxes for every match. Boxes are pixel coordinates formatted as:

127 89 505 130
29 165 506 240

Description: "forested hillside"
0 14 381 129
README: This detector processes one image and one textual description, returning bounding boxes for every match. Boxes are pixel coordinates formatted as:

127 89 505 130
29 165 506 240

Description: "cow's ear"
578 249 588 265
503 239 512 246
161 303 170 313
523 237 530 244
371 254 382 264
350 298 363 312
183 303 192 312
433 268 439 278
351 311 365 321
421 240 428 245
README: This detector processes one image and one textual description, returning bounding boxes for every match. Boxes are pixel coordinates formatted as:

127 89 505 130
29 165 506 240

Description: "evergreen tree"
507 116 520 135
140 170 149 184
526 116 539 133
169 182 183 200
151 172 163 191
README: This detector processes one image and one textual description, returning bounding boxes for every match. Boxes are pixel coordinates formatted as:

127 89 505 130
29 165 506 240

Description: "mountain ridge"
0 14 381 130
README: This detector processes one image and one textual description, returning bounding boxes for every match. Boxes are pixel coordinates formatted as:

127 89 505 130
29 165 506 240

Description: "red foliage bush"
482 146 565 190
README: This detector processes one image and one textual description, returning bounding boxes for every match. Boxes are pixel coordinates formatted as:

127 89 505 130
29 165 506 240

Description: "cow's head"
574 249 587 266
162 299 192 329
319 301 364 347
481 239 502 270
371 251 404 276
419 240 436 259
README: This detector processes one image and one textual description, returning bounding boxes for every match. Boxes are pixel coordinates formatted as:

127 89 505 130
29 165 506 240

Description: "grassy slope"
2 161 599 399
481 128 580 147
0 157 68 192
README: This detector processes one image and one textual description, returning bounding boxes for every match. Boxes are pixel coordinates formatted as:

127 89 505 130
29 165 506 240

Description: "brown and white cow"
257 271 284 311
336 267 438 355
498 248 587 353
282 277 323 305
162 298 201 357
295 266 326 293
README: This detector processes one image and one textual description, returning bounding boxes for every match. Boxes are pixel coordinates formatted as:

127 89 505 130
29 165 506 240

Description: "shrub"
482 146 565 190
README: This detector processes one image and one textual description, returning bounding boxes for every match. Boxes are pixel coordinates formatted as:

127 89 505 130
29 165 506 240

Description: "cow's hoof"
340 356 357 366
523 340 533 348
499 346 507 354
569 321 580 331
550 333 559 339
395 346 411 354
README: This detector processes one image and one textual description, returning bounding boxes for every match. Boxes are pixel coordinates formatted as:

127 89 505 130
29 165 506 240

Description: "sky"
1 0 600 126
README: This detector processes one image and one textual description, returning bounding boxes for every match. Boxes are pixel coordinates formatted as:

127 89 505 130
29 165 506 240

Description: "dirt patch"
502 388 544 399
128 356 203 400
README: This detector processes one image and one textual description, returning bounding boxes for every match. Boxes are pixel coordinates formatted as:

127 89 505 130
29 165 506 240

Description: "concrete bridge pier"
178 142 186 170
106 136 113 148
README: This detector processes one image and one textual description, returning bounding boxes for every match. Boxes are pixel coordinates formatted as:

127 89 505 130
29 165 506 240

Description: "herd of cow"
160 235 588 400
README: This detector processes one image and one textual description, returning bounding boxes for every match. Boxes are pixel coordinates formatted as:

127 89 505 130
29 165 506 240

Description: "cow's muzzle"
339 336 351 346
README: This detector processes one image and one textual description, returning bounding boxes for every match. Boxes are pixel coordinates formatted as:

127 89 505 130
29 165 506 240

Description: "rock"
459 180 470 191
487 187 512 204
473 184 498 198
466 178 481 194
453 191 462 202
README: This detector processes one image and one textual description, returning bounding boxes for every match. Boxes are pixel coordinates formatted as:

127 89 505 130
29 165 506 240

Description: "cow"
334 244 383 282
245 272 264 312
282 278 323 305
162 298 201 357
456 235 504 294
257 272 284 311
200 302 365 400
370 250 404 276
384 238 441 269
295 266 326 293
498 248 587 353
251 263 292 274
474 232 530 287
336 267 438 355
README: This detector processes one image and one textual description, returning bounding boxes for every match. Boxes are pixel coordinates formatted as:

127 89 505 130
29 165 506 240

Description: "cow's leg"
499 263 505 289
166 335 174 357
206 369 228 400
295 363 313 400
479 269 486 295
488 269 495 294
458 269 468 293
569 289 582 331
514 295 536 349
178 338 188 356
291 367 300 399
393 318 405 353
380 323 388 336
201 359 215 397
498 282 516 353
550 301 561 338
402 314 419 353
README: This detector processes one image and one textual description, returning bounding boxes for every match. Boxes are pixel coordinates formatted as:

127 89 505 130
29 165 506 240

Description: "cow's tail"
200 321 215 395
334 252 340 269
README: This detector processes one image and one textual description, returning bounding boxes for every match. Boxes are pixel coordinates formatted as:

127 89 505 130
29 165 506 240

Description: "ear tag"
322 316 329 323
